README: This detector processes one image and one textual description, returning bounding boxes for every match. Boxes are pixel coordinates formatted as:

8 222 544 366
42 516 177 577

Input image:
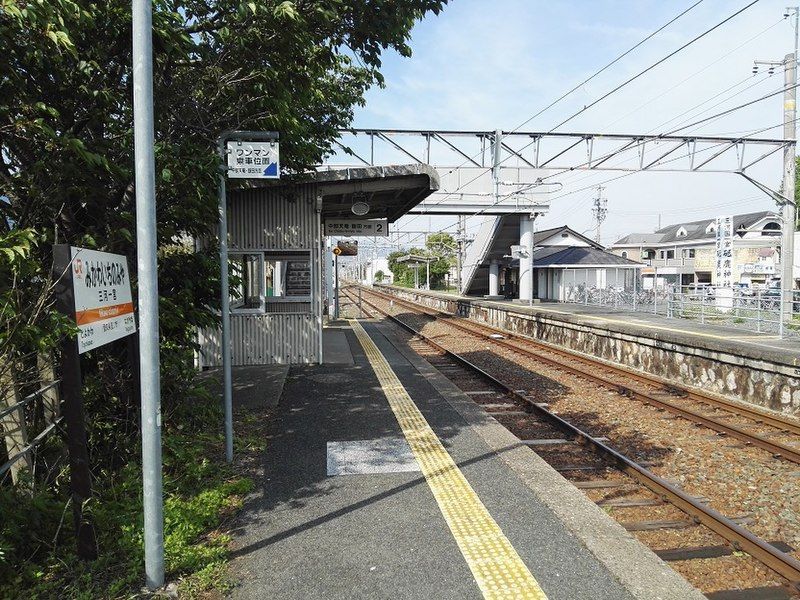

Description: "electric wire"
548 0 761 132
398 0 707 227
601 15 785 130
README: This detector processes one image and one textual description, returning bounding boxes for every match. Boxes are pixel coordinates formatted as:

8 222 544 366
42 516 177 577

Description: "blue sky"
341 0 798 248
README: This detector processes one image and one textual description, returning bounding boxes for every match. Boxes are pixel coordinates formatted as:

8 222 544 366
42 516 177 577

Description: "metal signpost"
217 131 279 464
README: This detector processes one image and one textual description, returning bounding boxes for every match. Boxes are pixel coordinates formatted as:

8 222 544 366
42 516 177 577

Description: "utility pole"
754 8 798 324
784 4 799 323
781 49 797 323
592 185 608 244
132 0 164 589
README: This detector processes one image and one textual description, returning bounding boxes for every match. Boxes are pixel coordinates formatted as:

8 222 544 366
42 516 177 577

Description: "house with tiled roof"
610 211 782 288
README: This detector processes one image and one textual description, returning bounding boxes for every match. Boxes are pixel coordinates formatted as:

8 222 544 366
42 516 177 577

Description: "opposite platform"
227 320 701 599
375 285 800 414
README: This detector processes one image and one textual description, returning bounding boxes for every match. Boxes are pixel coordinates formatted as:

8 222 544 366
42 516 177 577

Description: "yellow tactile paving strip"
350 319 548 600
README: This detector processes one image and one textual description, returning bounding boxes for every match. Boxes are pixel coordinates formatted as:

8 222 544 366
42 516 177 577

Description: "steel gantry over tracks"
324 128 793 215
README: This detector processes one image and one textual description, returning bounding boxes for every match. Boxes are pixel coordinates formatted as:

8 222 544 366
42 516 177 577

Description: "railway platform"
227 320 702 599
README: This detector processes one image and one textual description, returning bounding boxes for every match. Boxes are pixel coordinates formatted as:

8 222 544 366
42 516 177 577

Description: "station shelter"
462 216 642 300
198 164 439 366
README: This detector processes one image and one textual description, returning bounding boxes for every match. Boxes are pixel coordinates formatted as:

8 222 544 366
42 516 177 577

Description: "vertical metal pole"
781 52 797 326
654 282 658 315
584 268 589 304
358 285 363 318
217 152 233 465
456 215 464 294
701 293 705 324
334 253 340 319
132 0 164 588
326 240 334 317
633 269 638 312
426 260 430 290
529 213 535 307
757 289 762 333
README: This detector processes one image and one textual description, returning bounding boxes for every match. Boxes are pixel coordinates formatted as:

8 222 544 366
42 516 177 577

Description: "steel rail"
349 289 800 585
364 287 800 440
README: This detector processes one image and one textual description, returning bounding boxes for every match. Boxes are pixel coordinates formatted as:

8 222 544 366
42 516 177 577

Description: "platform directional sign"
324 219 388 237
226 140 280 179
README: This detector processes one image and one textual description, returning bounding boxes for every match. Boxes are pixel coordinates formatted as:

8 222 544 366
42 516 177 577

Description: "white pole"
132 0 164 588
426 260 430 290
781 52 797 327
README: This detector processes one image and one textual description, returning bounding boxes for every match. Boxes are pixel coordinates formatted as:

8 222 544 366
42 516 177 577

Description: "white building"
610 211 784 288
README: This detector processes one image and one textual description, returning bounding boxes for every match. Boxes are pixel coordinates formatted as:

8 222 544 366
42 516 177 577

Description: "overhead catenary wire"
399 1 707 227
548 0 762 132
402 0 763 225
601 15 786 130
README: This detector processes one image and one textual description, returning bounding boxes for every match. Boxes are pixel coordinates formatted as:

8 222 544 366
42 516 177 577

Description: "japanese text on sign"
714 216 734 287
226 140 280 179
324 219 388 237
71 247 136 354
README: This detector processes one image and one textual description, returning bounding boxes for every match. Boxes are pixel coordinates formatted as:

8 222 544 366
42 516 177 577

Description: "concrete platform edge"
375 321 706 600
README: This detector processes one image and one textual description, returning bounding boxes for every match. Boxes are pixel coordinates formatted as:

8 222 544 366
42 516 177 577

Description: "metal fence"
561 269 800 337
1 380 62 484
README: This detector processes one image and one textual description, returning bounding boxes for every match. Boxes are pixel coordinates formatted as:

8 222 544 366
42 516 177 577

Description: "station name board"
70 247 137 354
324 219 388 237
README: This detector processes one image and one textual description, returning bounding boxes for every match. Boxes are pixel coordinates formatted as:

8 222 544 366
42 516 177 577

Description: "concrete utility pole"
132 0 164 589
592 185 607 244
781 49 797 323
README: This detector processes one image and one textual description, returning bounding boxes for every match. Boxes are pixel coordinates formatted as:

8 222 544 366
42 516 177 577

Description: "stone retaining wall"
380 286 800 416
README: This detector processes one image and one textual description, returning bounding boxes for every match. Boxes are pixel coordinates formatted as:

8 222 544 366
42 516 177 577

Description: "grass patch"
1 384 263 599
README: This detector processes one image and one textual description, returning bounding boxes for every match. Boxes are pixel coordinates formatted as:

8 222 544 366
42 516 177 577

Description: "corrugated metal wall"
229 185 319 250
200 183 323 366
200 313 320 365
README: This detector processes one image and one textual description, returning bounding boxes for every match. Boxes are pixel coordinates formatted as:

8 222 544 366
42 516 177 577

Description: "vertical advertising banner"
70 247 137 353
714 216 734 287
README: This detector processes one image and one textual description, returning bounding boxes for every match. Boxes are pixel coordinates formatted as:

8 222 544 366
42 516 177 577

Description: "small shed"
395 254 435 289
199 164 438 366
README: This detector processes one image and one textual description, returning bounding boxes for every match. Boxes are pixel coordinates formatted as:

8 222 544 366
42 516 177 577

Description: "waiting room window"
265 256 311 298
666 250 675 259
229 250 312 313
229 253 263 310
687 248 695 258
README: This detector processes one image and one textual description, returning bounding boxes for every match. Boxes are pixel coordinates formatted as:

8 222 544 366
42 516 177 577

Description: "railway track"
361 286 800 463
342 286 800 598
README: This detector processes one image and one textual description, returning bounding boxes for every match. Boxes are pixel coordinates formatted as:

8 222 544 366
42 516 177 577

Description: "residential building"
610 211 783 288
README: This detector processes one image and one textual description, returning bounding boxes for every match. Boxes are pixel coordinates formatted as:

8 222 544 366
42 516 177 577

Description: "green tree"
374 269 385 283
0 0 448 587
425 233 455 289
1 0 447 417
